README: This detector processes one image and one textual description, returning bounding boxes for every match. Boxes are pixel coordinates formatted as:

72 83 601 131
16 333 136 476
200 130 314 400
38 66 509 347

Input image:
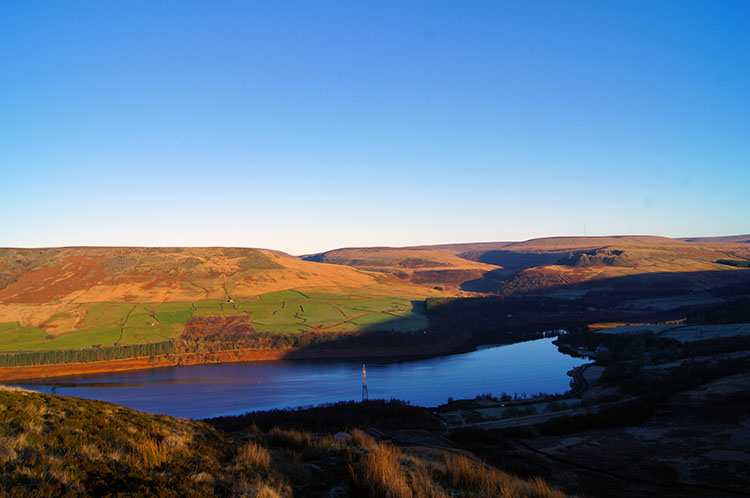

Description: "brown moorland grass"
348 441 568 498
444 453 566 498
349 444 414 498
235 441 271 472
0 387 573 497
0 247 438 307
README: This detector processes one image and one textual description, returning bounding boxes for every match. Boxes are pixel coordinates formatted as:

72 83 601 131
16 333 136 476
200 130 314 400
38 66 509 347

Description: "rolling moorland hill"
311 235 750 294
679 234 750 244
0 246 441 306
302 247 500 290
0 247 441 345
1 236 749 380
0 386 570 497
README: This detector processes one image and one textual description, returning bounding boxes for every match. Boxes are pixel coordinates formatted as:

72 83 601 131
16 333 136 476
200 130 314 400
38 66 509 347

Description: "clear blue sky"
2 1 748 254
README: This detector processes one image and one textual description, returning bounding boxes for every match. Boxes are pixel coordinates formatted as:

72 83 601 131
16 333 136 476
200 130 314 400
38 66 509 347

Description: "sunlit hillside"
0 247 445 354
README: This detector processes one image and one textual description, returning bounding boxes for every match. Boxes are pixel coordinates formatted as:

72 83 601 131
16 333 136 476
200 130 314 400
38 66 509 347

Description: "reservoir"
12 337 582 419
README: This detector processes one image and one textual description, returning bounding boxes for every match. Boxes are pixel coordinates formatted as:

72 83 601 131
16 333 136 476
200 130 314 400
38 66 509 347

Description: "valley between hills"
3 234 750 497
1 234 749 380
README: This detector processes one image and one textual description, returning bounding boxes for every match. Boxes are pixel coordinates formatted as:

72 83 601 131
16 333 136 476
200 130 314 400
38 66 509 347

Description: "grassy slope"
0 387 569 498
0 291 429 352
0 247 440 353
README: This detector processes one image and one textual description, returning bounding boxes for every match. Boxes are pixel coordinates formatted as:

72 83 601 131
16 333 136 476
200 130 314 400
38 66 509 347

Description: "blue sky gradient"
2 1 748 254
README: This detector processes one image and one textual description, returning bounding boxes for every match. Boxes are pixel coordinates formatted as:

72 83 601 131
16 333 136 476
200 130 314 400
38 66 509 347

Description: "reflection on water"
12 338 582 419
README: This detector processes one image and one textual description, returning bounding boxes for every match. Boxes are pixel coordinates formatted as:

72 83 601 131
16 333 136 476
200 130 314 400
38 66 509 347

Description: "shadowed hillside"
308 236 750 295
680 234 750 244
460 242 748 294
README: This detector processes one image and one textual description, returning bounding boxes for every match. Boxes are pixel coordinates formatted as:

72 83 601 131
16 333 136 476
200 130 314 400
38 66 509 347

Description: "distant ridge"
680 234 750 244
304 234 750 294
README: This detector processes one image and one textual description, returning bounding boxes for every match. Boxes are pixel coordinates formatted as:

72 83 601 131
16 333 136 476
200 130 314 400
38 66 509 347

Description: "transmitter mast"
362 364 368 401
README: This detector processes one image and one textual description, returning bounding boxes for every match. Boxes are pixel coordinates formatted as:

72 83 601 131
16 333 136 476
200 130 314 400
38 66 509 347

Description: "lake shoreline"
0 323 571 383
9 338 582 419
0 335 479 382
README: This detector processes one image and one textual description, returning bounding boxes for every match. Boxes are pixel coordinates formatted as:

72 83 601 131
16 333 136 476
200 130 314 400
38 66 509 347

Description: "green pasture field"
155 309 194 324
79 302 137 330
119 323 182 346
0 322 121 352
192 300 225 317
0 323 50 351
245 292 428 333
0 291 429 353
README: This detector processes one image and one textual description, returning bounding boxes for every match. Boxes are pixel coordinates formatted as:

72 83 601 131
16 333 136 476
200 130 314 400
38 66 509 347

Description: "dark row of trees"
208 399 442 432
0 341 175 367
177 332 331 353
716 259 750 268
178 328 441 354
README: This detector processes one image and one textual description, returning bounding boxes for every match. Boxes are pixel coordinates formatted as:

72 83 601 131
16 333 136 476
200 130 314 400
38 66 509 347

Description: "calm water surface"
13 338 581 419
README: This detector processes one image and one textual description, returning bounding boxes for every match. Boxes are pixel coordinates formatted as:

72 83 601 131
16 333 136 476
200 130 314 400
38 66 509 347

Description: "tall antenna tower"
362 364 368 401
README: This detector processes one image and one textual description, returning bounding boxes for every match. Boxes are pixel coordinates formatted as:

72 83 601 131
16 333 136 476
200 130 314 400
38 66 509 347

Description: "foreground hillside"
0 387 568 497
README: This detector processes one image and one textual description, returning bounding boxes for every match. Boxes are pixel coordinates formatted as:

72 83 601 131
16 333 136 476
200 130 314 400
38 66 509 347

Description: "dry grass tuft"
163 432 193 452
0 433 28 463
444 453 566 498
235 441 271 471
403 458 449 498
79 443 103 461
268 427 313 449
255 484 283 498
531 476 567 498
350 428 378 448
348 441 568 498
139 437 169 469
350 444 413 498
